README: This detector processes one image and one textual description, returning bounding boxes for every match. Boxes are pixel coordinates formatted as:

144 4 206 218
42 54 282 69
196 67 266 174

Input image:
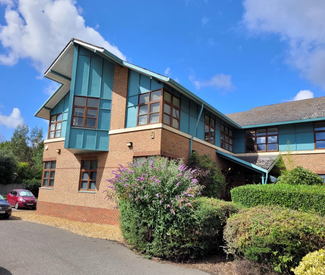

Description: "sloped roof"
237 155 278 171
226 97 325 127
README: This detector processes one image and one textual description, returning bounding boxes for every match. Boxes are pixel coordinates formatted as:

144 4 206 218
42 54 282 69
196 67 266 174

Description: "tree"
10 124 31 162
0 148 18 184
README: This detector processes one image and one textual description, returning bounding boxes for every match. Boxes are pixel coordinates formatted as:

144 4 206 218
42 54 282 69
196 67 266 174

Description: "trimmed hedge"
277 166 324 186
231 184 325 216
292 249 325 275
224 206 325 274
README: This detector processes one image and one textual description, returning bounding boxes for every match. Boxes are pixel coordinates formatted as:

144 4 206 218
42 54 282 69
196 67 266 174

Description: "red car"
7 189 37 210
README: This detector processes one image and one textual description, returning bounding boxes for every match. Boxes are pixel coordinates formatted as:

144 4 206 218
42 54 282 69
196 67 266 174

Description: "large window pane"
51 115 56 122
256 129 266 136
173 109 180 119
316 132 325 140
56 122 62 130
151 90 161 101
73 117 83 126
74 108 84 116
82 172 89 180
164 103 171 115
57 114 63 121
205 115 209 124
45 162 51 169
172 119 179 129
44 171 49 178
164 91 171 103
50 124 55 131
75 97 86 106
83 161 90 170
316 140 325 149
268 136 278 143
268 127 278 135
87 109 97 118
150 113 159 123
51 161 56 169
163 114 171 125
139 105 148 115
87 98 99 107
268 144 277 151
315 122 325 131
86 118 96 127
89 181 96 190
49 179 54 186
257 144 266 151
43 179 48 186
50 171 55 178
139 93 149 104
49 132 54 138
257 137 266 144
150 103 160 113
90 161 97 170
138 115 147 125
173 97 180 108
81 181 88 189
90 172 97 180
55 130 61 138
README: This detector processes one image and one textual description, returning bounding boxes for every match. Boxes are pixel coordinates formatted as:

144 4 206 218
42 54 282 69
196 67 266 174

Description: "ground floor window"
80 160 98 190
43 161 56 187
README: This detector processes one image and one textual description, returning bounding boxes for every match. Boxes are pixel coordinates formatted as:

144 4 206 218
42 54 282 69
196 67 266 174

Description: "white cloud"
0 0 126 74
189 73 235 91
44 82 60 96
242 0 325 90
292 90 314 101
0 108 24 128
164 67 171 76
201 16 210 26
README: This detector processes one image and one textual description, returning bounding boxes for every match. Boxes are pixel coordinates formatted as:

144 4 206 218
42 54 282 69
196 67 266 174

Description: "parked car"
0 194 12 219
7 189 37 210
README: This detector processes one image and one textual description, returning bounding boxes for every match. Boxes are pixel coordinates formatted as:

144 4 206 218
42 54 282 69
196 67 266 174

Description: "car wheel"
15 202 19 209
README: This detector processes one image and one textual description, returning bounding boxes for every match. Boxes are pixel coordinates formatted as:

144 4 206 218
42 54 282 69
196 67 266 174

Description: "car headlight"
19 198 25 202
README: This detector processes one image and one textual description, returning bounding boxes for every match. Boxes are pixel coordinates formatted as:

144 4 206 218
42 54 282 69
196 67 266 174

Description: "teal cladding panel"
100 99 112 109
96 131 109 150
296 133 314 150
101 60 114 99
190 102 198 118
233 129 245 153
295 123 313 133
61 121 67 137
128 71 140 97
88 56 102 97
70 129 84 148
126 107 137 128
127 95 138 107
151 79 162 90
279 134 296 151
83 130 96 150
197 121 204 140
189 116 197 137
75 56 90 96
139 74 150 93
98 109 111 130
279 125 295 134
50 92 70 138
180 111 189 133
181 97 190 114
63 112 68 120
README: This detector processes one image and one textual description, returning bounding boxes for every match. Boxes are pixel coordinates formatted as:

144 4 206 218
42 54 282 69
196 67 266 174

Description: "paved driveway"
0 219 209 275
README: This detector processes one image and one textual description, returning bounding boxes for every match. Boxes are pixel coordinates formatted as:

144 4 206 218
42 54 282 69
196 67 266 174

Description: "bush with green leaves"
105 157 238 260
277 166 324 185
231 184 325 216
223 206 325 274
23 178 41 197
292 249 325 275
0 148 17 184
190 151 226 198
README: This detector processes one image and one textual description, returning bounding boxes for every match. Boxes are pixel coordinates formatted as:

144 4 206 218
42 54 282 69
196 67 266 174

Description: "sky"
0 0 325 142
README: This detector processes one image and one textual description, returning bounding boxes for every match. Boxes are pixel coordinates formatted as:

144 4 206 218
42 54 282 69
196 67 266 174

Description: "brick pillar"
110 66 129 130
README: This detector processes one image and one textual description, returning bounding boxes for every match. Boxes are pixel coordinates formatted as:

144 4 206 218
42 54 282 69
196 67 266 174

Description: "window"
72 96 99 128
318 175 325 182
314 122 325 149
80 160 98 191
138 90 161 126
220 124 233 152
245 127 278 152
163 91 180 129
48 114 62 139
43 161 56 187
204 115 215 144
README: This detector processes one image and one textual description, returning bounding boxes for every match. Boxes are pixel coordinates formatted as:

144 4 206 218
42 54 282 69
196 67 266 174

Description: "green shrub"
231 184 325 216
223 206 325 274
292 249 325 275
23 178 41 197
277 166 324 185
105 157 238 260
190 151 226 198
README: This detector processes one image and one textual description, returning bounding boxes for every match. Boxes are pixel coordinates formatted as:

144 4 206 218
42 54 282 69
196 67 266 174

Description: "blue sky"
0 0 325 142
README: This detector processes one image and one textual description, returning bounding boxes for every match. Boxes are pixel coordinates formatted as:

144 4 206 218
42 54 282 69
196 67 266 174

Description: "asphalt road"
0 219 209 275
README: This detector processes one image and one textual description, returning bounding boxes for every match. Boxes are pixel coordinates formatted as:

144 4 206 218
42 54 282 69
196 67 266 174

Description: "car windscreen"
18 191 34 197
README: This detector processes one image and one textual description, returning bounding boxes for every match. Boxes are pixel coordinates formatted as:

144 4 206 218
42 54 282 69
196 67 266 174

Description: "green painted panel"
215 129 221 147
139 74 150 94
180 111 189 134
101 60 114 100
98 109 111 130
197 121 204 140
75 55 90 96
189 116 197 137
88 56 102 97
190 102 198 118
61 121 67 137
151 78 163 90
69 128 84 148
97 131 109 151
279 125 295 134
215 117 221 131
128 70 140 97
100 99 112 109
279 134 296 151
296 132 314 150
83 130 96 150
181 96 190 114
295 122 313 133
126 106 137 128
127 95 138 107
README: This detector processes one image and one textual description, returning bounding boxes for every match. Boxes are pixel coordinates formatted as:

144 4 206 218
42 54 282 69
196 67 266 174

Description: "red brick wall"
282 153 325 174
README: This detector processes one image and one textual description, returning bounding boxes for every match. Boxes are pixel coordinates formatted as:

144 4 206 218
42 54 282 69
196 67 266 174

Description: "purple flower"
178 164 184 170
129 170 135 174
167 204 170 208
151 175 155 180
177 182 180 186
139 177 144 181
192 179 198 183
142 173 148 177
160 200 162 204
129 194 132 198
145 195 148 199
162 163 165 167
171 200 174 203
124 184 129 187
155 179 161 183
156 193 159 197
152 200 155 204
132 183 136 187
177 173 182 177
124 179 129 182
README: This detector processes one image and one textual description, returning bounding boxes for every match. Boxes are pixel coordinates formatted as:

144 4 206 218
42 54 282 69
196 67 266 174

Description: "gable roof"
226 97 325 127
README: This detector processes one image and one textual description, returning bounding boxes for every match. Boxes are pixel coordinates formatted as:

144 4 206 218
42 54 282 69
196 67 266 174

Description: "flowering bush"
104 157 236 260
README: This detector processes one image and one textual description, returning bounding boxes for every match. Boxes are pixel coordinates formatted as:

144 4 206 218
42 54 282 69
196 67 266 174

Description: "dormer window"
72 96 99 128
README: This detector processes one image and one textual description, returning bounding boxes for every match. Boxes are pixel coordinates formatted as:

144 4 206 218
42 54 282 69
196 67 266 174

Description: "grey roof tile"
237 155 278 170
226 97 325 126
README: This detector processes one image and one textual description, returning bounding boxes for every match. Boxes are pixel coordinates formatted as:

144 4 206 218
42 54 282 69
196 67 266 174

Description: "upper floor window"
163 91 180 129
136 89 181 130
221 124 233 152
49 114 62 139
72 96 99 128
80 160 98 191
314 122 325 149
245 127 278 152
43 161 56 187
138 90 161 126
204 115 215 144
